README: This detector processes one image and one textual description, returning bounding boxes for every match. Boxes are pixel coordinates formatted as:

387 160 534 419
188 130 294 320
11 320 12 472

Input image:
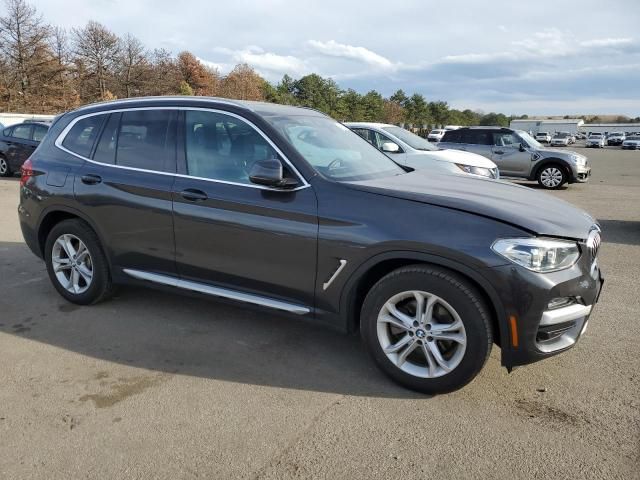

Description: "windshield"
627 136 640 140
516 130 542 148
554 132 569 138
382 126 438 151
590 133 602 137
264 115 405 181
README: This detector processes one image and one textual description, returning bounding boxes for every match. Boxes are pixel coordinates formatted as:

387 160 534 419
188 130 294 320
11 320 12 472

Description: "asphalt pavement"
0 144 638 479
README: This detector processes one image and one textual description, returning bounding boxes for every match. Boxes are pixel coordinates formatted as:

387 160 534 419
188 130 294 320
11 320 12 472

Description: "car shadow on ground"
597 219 640 247
0 241 429 399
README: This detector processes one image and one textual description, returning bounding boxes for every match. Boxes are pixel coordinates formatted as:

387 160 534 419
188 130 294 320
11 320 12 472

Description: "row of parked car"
531 129 640 149
0 119 51 177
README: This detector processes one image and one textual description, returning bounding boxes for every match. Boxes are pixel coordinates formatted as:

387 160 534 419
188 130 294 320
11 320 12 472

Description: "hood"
411 148 497 168
346 170 596 239
536 146 582 159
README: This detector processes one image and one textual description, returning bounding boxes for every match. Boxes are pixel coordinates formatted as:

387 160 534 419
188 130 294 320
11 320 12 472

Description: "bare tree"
116 33 149 98
72 20 120 101
0 0 51 109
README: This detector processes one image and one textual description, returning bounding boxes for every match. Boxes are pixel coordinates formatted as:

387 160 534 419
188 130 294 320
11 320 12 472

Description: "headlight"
455 164 496 178
492 238 580 272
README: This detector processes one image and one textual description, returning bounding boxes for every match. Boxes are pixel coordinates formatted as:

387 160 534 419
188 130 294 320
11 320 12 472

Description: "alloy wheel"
0 158 7 175
376 290 467 378
540 167 563 188
51 234 94 294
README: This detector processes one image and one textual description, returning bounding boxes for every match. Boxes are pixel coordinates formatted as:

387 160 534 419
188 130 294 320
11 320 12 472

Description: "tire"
537 163 567 189
44 219 114 305
0 156 11 177
360 265 493 394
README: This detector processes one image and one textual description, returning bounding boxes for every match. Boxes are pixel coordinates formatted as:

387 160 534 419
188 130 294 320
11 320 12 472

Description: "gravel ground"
0 145 638 479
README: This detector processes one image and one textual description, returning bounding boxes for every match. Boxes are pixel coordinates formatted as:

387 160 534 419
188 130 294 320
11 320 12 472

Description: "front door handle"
494 150 504 155
180 188 208 201
81 174 102 185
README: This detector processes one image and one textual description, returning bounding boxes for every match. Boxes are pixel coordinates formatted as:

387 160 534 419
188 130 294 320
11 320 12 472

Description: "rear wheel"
537 164 567 189
361 265 493 394
44 219 114 305
0 156 11 177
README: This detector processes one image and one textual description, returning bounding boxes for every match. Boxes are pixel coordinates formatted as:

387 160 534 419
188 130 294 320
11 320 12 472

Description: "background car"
550 132 571 147
535 132 551 143
586 133 606 148
0 121 49 177
438 127 590 189
607 132 626 146
621 135 640 150
346 122 499 179
427 129 446 142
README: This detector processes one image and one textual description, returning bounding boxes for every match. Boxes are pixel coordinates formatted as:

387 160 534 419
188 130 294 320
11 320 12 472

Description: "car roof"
21 121 51 127
71 96 328 118
453 126 511 131
343 122 395 128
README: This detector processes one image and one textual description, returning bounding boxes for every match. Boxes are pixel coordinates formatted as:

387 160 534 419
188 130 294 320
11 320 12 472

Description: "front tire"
361 265 493 394
44 219 114 305
0 156 11 177
537 164 567 189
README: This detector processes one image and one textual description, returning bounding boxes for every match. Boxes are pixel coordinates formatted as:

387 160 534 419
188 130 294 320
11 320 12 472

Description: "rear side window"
32 125 48 142
12 124 32 140
93 113 121 165
62 115 106 158
115 110 176 172
441 130 461 143
468 130 492 145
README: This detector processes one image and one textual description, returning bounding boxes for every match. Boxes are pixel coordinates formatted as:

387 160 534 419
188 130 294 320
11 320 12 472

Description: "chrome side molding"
123 269 310 315
323 259 347 291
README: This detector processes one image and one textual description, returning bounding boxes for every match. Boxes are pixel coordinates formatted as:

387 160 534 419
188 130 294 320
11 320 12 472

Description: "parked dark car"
0 121 49 176
18 97 604 394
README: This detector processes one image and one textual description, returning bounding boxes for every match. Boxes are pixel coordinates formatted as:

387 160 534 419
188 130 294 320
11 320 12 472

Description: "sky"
28 0 640 116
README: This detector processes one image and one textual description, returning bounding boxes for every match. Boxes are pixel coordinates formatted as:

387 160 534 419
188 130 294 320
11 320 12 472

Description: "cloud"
580 37 633 47
308 40 395 69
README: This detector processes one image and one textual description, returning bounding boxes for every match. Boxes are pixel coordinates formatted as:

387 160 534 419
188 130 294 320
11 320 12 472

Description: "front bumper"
571 165 591 183
622 144 640 150
487 252 603 369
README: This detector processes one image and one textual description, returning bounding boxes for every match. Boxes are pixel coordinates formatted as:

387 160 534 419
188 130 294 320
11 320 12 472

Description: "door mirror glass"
381 142 400 153
249 158 298 189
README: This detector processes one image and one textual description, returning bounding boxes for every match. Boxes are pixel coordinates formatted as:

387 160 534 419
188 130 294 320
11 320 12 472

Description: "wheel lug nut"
412 321 419 327
427 336 434 342
426 324 432 330
408 331 414 337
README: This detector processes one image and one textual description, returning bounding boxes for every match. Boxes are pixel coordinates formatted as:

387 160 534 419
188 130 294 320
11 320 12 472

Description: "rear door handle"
180 188 208 201
494 150 504 155
81 174 102 185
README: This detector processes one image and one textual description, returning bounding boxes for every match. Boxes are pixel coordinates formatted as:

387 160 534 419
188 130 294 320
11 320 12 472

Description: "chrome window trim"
123 268 310 315
54 106 310 192
73 96 248 113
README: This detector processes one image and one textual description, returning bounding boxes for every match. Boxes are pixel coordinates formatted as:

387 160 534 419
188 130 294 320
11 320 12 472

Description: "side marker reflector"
509 315 519 348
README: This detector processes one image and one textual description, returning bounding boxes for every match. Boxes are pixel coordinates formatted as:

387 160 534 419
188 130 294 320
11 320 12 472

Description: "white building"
581 123 640 135
0 112 55 127
509 118 585 135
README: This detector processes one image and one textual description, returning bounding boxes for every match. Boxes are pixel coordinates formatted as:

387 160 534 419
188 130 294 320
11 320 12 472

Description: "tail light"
20 158 35 186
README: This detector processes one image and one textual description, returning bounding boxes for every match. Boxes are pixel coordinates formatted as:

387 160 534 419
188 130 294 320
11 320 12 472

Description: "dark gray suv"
439 127 591 189
18 97 603 394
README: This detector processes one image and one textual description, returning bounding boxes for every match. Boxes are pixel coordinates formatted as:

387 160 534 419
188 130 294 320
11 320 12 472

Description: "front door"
172 109 318 309
490 131 531 176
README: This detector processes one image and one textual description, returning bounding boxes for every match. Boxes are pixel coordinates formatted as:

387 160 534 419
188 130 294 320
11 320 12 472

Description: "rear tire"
44 219 114 305
0 156 11 177
360 265 493 394
537 164 567 189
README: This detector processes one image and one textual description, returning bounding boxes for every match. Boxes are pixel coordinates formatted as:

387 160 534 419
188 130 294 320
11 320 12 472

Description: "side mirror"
519 143 526 152
381 142 400 153
249 158 298 189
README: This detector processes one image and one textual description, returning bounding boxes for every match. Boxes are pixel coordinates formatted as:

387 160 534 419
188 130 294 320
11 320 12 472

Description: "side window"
32 125 48 142
352 128 375 145
116 110 176 172
442 130 461 143
184 110 280 184
93 113 121 165
12 124 32 140
470 131 492 145
62 115 106 158
493 132 519 147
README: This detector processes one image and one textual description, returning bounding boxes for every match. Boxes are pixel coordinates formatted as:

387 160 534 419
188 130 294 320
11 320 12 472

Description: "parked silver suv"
439 127 591 189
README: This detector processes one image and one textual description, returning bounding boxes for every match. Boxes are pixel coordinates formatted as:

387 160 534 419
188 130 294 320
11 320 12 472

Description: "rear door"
460 129 493 159
172 109 318 309
6 124 35 169
71 109 178 276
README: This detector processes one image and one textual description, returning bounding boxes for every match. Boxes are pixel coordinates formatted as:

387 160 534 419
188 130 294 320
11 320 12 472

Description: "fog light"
547 297 575 310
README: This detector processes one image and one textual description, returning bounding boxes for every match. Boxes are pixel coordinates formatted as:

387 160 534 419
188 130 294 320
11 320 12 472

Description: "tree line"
0 0 520 128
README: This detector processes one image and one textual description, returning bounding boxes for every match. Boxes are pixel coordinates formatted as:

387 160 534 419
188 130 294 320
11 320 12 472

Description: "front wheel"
537 164 567 189
0 156 11 177
361 265 493 394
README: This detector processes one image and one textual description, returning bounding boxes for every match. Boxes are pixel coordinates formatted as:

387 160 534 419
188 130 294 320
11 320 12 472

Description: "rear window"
441 130 461 143
62 115 106 158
